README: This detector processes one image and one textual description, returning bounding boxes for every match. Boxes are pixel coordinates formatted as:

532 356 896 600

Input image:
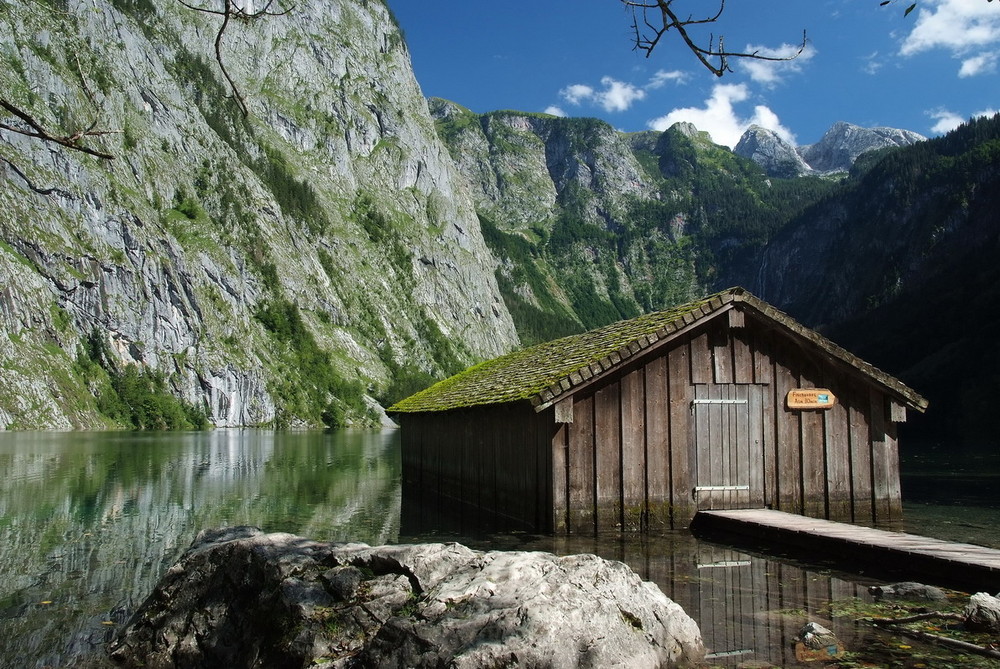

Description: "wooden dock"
693 509 1000 594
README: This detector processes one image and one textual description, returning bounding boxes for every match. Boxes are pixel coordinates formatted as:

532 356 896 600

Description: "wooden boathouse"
390 287 928 534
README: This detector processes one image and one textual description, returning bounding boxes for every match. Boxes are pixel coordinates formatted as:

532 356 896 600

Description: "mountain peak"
668 121 701 139
734 125 812 178
796 122 926 173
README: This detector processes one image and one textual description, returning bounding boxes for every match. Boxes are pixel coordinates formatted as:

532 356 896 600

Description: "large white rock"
965 592 1000 633
108 527 705 668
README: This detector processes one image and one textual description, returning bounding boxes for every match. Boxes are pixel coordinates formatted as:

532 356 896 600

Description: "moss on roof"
389 291 725 414
390 287 929 415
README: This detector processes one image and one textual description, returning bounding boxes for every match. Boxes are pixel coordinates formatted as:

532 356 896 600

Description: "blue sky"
388 0 1000 148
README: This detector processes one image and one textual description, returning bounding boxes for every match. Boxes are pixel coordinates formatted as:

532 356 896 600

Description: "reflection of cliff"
0 430 401 669
3 430 884 668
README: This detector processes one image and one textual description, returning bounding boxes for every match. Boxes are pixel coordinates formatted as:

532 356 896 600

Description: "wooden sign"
787 388 837 410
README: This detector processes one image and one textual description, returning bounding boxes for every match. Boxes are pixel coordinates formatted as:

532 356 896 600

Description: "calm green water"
0 430 995 668
901 445 1000 548
0 430 401 668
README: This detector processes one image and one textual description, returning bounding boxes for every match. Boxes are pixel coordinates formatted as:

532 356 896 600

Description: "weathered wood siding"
401 305 908 535
399 403 555 533
552 311 906 532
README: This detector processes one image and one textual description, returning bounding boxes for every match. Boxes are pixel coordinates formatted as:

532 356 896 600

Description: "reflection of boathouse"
391 288 927 533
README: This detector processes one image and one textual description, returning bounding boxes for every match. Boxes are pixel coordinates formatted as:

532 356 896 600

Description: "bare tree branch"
0 49 117 159
0 99 116 160
177 0 293 117
622 0 807 77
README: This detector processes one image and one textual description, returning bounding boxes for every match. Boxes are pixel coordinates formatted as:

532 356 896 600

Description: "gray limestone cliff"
796 121 926 173
0 0 517 429
734 125 812 178
430 102 709 343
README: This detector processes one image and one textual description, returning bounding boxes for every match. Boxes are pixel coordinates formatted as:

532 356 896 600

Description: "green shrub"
255 146 327 235
255 299 367 428
377 359 438 407
77 330 208 430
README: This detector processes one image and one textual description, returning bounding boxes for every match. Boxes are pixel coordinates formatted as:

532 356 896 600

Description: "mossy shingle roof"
389 287 927 414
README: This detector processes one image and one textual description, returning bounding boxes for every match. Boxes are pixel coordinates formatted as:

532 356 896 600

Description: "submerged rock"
868 581 947 602
108 527 704 668
794 622 845 662
964 592 1000 632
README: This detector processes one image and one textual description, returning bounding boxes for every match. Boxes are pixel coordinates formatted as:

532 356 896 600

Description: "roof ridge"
388 287 927 415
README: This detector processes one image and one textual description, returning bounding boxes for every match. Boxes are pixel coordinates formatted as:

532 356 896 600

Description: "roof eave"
731 292 929 413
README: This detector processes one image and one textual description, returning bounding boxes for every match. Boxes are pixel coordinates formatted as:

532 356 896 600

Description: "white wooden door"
692 385 765 510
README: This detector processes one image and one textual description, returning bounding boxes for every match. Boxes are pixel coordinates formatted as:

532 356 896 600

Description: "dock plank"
694 509 1000 593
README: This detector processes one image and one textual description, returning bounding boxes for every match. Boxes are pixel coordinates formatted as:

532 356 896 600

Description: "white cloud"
544 105 567 117
556 69 686 115
647 69 688 89
928 109 965 134
959 52 999 77
559 77 647 113
927 107 1000 134
646 83 796 148
559 84 595 106
596 76 646 112
740 42 816 86
862 51 884 75
900 0 1000 75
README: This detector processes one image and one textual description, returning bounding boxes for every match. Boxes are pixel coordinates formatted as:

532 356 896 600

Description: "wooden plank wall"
402 307 908 535
398 404 555 534
752 325 904 525
554 314 907 533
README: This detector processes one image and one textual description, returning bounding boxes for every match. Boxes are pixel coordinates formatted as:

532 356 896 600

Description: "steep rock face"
734 125 812 178
797 121 926 172
431 104 713 343
108 527 706 668
430 99 560 231
0 0 517 428
430 100 656 233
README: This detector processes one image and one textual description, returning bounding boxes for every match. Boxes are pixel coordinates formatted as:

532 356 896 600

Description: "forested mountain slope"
769 114 1000 443
431 100 834 345
748 114 1000 330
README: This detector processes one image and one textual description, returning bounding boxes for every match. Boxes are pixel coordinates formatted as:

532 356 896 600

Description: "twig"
176 0 293 117
0 156 66 195
622 0 806 77
862 611 965 625
893 627 1000 660
863 611 1000 661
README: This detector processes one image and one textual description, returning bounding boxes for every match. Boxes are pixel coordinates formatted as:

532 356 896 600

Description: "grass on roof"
389 292 722 413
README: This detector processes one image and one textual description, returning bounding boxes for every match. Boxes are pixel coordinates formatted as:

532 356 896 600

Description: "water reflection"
0 429 400 669
0 430 957 668
402 513 879 667
901 445 1000 549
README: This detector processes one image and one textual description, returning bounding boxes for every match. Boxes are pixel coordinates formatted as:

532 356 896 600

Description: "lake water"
0 429 996 668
